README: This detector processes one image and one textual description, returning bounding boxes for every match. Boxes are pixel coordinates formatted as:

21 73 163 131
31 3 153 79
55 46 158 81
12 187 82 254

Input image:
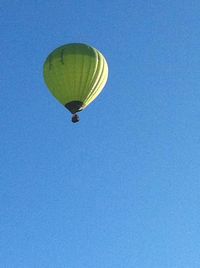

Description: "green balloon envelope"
43 43 108 115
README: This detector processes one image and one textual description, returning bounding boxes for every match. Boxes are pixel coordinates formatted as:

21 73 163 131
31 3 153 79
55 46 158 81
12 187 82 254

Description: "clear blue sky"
1 1 200 267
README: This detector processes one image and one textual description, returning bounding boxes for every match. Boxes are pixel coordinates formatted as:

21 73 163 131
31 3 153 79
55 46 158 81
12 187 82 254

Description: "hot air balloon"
43 43 108 123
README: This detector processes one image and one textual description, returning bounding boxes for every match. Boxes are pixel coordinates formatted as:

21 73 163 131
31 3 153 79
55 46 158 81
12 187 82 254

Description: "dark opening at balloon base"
72 114 80 123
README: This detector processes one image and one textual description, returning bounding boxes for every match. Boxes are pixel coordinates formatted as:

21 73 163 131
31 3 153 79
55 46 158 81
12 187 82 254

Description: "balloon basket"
71 114 80 123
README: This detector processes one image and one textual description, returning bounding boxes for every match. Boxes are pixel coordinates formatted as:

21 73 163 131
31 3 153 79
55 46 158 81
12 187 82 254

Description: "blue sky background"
1 1 200 267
